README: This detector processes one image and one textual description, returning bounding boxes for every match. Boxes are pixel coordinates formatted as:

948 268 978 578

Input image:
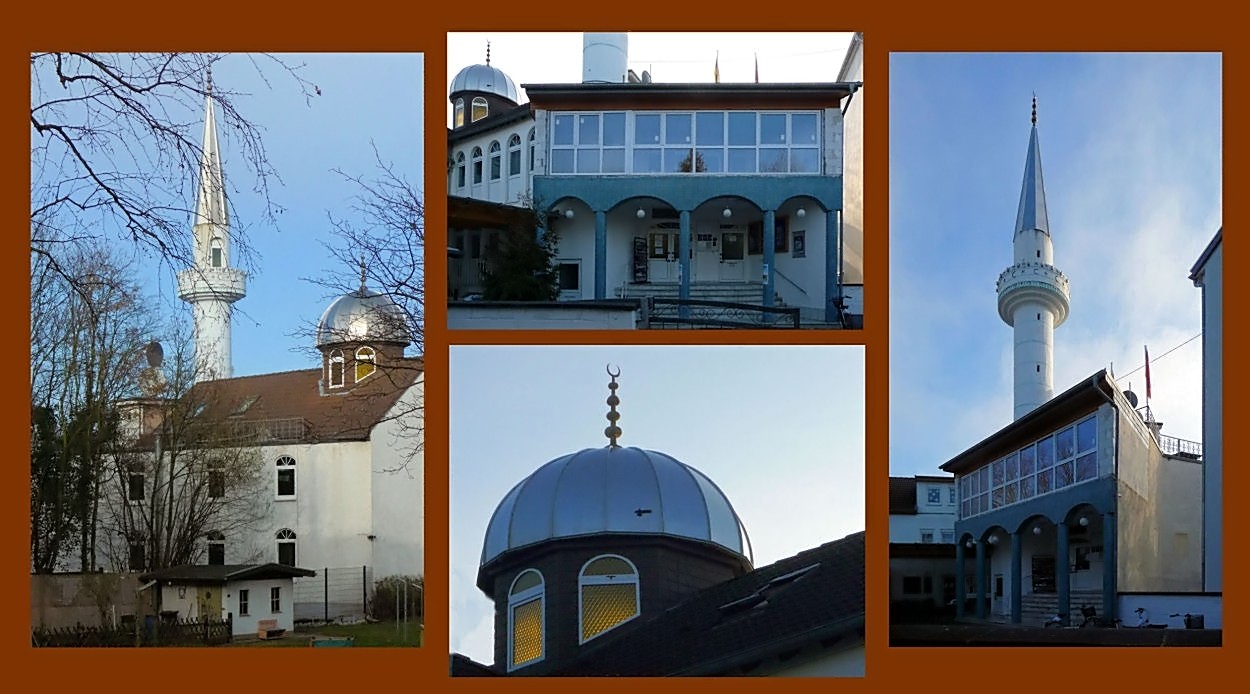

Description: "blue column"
954 540 966 620
762 209 776 307
594 210 607 300
1102 512 1117 622
975 539 987 619
825 208 840 323
1057 522 1071 625
678 210 691 319
1010 531 1023 624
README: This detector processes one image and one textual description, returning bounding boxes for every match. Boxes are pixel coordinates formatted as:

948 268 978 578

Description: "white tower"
996 97 1070 420
177 68 247 381
582 33 629 84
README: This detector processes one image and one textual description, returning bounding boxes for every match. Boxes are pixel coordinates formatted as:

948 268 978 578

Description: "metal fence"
293 566 373 622
33 615 232 647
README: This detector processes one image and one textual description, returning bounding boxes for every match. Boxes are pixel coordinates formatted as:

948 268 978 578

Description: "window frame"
207 532 225 565
355 346 376 383
508 133 522 177
507 569 545 672
276 528 296 566
471 96 488 123
275 456 296 500
455 151 466 189
471 147 483 184
926 487 942 505
578 554 641 645
270 586 282 613
238 588 250 616
328 349 345 388
489 140 502 180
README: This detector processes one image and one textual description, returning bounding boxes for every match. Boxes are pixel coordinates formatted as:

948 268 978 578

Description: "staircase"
1019 590 1104 626
616 282 765 304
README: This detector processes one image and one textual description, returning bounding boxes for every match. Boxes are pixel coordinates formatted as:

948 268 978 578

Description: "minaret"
177 67 247 381
996 97 1070 420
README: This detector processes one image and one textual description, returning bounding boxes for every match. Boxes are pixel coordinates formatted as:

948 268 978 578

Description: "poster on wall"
632 236 648 283
793 229 806 258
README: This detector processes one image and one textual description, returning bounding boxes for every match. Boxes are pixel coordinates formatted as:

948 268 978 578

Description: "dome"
315 289 409 347
481 446 751 568
450 63 519 104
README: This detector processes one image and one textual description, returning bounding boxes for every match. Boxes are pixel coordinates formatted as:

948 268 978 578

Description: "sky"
446 32 855 125
39 53 425 378
889 53 1222 477
449 345 865 665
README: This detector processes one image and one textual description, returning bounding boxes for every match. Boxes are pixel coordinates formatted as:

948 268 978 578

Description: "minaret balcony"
996 262 1069 326
177 266 247 303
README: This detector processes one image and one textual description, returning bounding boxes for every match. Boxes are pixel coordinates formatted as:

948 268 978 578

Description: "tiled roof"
140 563 316 583
557 531 865 676
137 358 422 447
449 653 499 676
889 477 918 515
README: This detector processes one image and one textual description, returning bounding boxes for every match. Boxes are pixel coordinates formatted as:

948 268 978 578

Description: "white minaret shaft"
996 98 1070 420
177 68 247 381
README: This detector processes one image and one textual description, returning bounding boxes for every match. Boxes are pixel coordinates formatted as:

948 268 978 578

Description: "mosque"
450 368 865 677
446 32 864 329
931 100 1220 631
107 72 424 620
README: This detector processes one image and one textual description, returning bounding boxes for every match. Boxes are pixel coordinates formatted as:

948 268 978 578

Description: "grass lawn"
226 620 422 647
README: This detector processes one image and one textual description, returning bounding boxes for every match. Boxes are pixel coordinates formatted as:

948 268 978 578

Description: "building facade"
448 33 863 327
888 476 961 612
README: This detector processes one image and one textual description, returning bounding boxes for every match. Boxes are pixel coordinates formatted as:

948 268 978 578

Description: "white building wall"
772 207 829 312
448 304 640 330
369 376 426 579
837 38 863 286
451 120 537 206
226 577 297 635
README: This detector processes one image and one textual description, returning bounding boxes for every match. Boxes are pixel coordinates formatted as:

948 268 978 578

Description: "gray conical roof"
1014 121 1050 236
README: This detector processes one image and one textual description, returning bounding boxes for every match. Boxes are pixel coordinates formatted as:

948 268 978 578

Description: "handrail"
774 267 808 296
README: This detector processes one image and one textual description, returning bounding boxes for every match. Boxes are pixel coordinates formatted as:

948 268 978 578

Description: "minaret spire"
177 66 248 381
604 364 622 448
996 95 1071 420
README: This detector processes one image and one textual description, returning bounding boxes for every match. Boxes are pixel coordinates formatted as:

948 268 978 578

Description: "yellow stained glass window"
581 583 637 641
511 598 543 666
584 556 633 576
355 347 375 382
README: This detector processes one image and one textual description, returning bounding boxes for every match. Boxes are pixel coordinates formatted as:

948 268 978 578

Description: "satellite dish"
145 341 164 368
1123 390 1139 408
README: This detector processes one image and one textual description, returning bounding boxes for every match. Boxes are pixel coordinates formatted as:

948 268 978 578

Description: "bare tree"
30 248 156 573
30 52 314 294
99 337 270 571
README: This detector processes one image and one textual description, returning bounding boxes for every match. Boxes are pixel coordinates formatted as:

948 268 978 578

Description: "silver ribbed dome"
481 446 751 567
449 63 519 104
315 289 409 347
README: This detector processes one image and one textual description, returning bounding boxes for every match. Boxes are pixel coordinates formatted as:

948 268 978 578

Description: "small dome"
450 63 519 104
481 446 751 568
315 289 409 347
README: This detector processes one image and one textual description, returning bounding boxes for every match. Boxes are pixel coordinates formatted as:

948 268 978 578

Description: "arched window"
579 554 640 643
455 152 466 189
471 96 488 122
471 147 483 184
207 531 225 565
454 98 465 128
329 349 344 388
489 141 502 180
275 456 296 499
508 569 544 671
276 528 297 566
355 346 376 382
528 128 536 171
508 134 522 177
210 237 224 267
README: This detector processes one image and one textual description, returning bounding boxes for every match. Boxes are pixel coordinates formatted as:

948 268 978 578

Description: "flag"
1144 345 1152 401
755 52 759 83
714 52 720 83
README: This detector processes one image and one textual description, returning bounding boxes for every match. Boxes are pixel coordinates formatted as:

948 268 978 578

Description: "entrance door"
993 573 1008 616
197 586 222 622
720 230 746 281
647 230 680 283
694 231 719 282
1031 555 1057 593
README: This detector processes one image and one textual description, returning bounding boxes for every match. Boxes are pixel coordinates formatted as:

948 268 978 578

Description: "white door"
720 230 746 281
647 231 679 282
694 231 720 282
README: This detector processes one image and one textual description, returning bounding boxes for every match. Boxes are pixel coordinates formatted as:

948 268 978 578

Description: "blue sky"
54 53 425 377
449 345 865 665
889 52 1221 476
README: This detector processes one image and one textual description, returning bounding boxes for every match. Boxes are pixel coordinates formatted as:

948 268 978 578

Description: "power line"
1112 332 1202 382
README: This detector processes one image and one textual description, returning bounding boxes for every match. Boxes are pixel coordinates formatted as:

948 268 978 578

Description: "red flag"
1144 345 1152 401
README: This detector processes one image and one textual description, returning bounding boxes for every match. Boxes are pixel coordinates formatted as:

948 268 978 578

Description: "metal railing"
1159 434 1203 460
646 297 800 329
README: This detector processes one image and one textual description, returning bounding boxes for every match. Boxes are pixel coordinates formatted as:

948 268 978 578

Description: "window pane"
759 148 788 173
664 113 691 144
961 499 970 518
208 543 224 565
696 112 724 145
977 466 989 491
1004 481 1018 504
552 115 574 145
1056 461 1073 487
991 460 1004 487
602 148 626 173
278 542 294 566
277 469 295 496
791 148 820 173
792 113 819 145
550 149 575 174
576 148 600 173
635 114 661 144
663 148 691 173
578 114 600 145
1020 475 1035 499
584 556 634 576
760 113 786 143
1019 445 1035 476
582 583 637 641
1075 453 1097 482
512 570 542 594
1005 453 1019 481
509 149 521 175
512 598 543 665
696 148 724 173
1037 469 1052 494
1056 426 1075 460
728 148 755 173
603 113 626 146
728 112 756 145
991 487 1003 508
1077 417 1097 453
633 148 661 173
558 263 579 290
1037 436 1054 469
490 156 501 180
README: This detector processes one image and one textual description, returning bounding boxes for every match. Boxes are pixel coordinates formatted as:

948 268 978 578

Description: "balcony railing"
1159 434 1202 460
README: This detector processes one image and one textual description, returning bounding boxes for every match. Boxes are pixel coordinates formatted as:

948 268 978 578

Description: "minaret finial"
206 64 213 95
359 254 368 292
486 41 491 66
604 364 622 448
1031 93 1037 126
